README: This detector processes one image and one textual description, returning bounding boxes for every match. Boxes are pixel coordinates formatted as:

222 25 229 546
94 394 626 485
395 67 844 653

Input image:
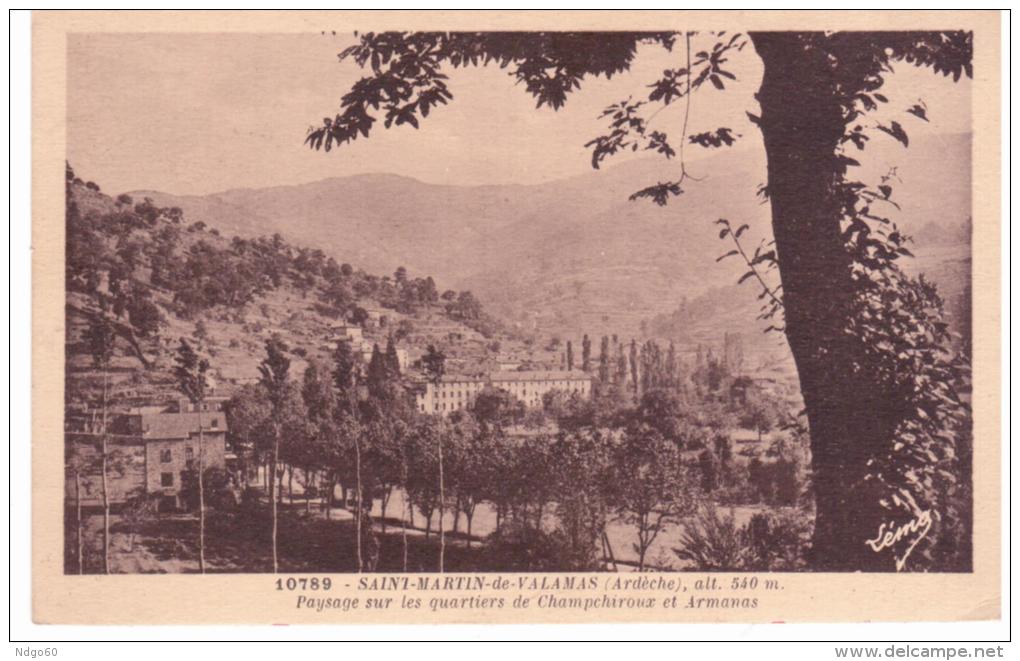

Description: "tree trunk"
288 466 294 505
401 456 409 572
100 371 110 575
401 515 409 568
305 468 311 513
270 422 280 573
75 471 84 574
197 407 206 574
355 435 363 573
751 32 895 570
438 433 445 573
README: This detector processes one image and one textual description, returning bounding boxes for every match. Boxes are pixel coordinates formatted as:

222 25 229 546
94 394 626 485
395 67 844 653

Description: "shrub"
748 457 803 506
743 510 810 571
180 467 237 511
238 487 266 520
674 505 748 570
675 505 811 571
697 449 720 491
482 522 596 571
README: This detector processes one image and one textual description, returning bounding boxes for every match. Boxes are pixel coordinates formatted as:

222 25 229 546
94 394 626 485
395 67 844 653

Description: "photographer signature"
865 509 934 571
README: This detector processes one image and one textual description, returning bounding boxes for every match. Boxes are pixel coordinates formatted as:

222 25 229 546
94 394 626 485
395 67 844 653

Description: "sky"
67 32 971 196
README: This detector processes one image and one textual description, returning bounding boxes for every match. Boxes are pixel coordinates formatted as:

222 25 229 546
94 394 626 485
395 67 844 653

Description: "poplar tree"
85 316 116 574
597 335 611 385
629 339 639 395
332 339 365 571
174 338 211 573
258 336 291 573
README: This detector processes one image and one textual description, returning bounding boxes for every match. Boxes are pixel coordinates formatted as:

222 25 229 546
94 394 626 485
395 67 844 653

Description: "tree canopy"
305 29 974 571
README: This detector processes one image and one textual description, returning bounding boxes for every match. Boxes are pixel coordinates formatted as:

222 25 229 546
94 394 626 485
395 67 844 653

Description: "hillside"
64 171 559 414
129 132 971 346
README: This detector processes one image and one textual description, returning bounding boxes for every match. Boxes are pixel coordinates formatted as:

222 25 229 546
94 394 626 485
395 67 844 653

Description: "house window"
160 449 172 463
210 418 219 429
160 472 174 487
185 446 194 460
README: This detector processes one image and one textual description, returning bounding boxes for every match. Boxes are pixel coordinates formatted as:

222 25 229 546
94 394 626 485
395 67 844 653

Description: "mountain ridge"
127 131 972 342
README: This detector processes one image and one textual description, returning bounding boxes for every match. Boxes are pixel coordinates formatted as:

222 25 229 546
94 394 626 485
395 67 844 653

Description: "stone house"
66 398 230 511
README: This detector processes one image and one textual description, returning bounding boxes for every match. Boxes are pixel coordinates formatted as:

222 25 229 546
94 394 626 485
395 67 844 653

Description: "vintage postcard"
32 10 1001 625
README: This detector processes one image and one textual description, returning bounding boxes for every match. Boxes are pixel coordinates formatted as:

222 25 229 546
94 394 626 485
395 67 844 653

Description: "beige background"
32 10 1002 625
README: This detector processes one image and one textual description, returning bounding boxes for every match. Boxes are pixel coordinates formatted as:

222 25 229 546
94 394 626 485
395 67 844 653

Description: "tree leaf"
907 103 930 122
877 120 909 147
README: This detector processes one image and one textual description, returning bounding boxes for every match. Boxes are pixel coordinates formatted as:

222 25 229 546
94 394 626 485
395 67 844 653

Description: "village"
65 317 604 513
60 93 810 576
65 287 806 575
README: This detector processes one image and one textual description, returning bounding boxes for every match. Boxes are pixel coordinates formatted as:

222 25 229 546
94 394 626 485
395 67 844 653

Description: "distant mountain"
129 132 971 342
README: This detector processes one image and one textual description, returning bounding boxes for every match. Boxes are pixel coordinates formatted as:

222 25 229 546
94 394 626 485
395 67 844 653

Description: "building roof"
139 411 227 440
128 405 167 415
729 428 768 444
490 370 592 383
434 374 488 384
417 370 593 386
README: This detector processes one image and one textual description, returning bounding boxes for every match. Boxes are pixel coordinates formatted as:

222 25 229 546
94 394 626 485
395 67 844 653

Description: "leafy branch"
596 32 749 206
715 219 784 332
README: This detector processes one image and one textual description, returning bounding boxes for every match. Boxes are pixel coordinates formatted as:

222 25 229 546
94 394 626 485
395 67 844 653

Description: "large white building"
415 370 593 414
490 370 592 408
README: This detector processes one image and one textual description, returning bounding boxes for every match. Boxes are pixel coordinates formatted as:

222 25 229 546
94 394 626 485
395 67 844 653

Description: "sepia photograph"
61 22 976 577
24 10 1004 630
